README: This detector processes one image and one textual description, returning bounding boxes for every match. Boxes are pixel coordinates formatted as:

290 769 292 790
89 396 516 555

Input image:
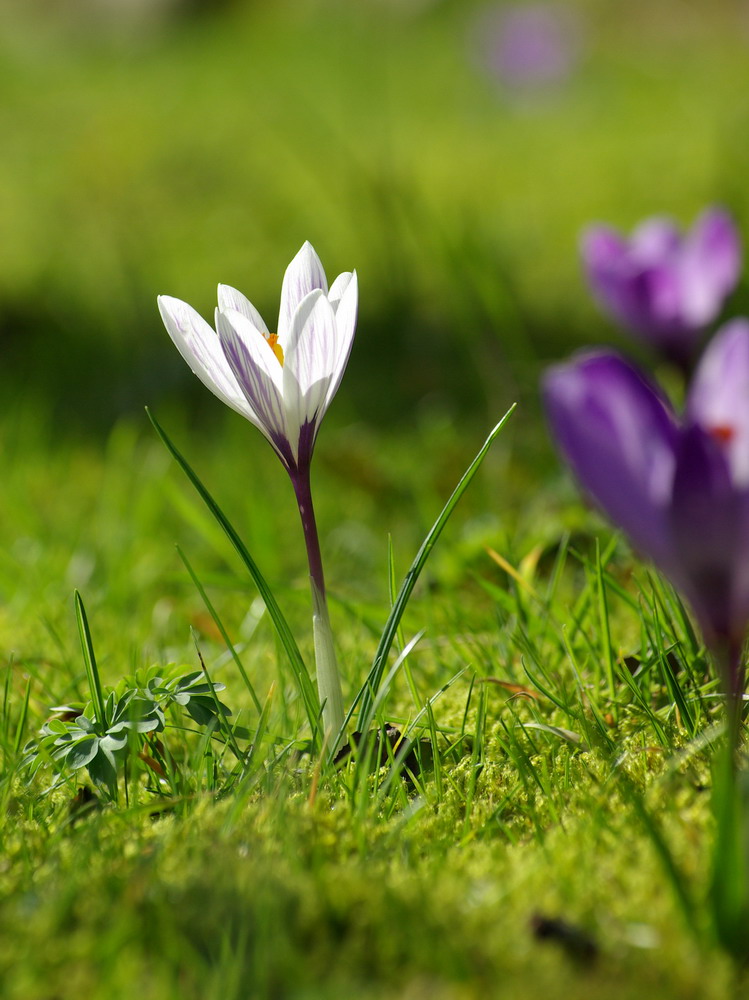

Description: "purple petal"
680 208 742 326
581 226 643 329
580 210 741 365
479 5 581 89
632 266 704 364
543 351 679 572
638 265 682 326
730 495 749 653
580 225 629 275
278 242 328 342
581 226 684 341
687 319 749 486
669 424 741 643
630 218 681 263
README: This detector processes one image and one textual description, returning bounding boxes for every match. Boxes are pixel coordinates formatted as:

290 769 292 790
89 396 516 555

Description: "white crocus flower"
157 242 358 742
158 241 358 475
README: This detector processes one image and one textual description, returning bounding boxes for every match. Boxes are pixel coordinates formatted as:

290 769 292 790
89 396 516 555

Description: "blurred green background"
2 0 749 433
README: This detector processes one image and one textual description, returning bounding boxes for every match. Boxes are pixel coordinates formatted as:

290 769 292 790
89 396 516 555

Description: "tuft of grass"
0 405 747 997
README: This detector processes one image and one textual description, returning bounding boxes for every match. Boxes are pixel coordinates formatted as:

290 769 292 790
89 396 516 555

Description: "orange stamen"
266 332 284 366
710 424 735 446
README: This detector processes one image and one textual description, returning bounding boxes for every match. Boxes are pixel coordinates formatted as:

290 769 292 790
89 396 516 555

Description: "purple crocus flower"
543 319 749 721
581 209 741 368
475 3 582 92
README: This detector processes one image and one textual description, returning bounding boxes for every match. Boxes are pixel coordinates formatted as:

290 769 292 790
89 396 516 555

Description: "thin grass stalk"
595 538 617 714
147 408 320 743
74 591 108 729
177 545 263 715
191 630 245 763
352 406 515 732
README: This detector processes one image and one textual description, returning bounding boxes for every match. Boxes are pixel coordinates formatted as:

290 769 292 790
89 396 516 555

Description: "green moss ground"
0 407 743 998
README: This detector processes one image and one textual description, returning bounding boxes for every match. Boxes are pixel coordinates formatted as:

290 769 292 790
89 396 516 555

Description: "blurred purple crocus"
544 319 749 728
581 208 742 368
475 3 582 92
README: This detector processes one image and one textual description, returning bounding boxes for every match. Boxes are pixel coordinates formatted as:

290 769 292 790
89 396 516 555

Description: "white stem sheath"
311 578 345 746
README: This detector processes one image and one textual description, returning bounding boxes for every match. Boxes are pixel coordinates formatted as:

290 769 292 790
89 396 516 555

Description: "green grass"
3 0 749 995
3 0 749 424
0 401 746 998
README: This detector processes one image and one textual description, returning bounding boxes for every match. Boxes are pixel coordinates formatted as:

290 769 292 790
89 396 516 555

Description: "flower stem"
715 638 746 759
291 467 345 743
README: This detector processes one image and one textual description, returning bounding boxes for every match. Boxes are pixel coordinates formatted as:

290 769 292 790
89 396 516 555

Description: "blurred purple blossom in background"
581 208 742 368
473 3 583 92
544 320 749 720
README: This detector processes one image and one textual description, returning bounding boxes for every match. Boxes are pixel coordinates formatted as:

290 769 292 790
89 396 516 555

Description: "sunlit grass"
3 1 749 425
2 1 749 995
0 401 745 998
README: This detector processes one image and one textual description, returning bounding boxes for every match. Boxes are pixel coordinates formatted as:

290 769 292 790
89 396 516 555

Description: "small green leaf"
86 747 118 794
43 719 69 736
67 737 100 770
99 733 128 754
184 695 231 727
122 716 162 734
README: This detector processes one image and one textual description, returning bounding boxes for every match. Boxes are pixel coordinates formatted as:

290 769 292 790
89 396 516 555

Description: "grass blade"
191 629 245 764
615 763 700 940
146 408 320 744
177 545 263 715
595 537 617 712
352 406 515 729
12 678 31 756
74 591 108 729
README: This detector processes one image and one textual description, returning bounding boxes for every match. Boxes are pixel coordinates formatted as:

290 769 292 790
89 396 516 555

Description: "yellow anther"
266 332 284 365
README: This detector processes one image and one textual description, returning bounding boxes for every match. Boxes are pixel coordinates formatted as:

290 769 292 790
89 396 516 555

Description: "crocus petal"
216 309 292 464
580 225 629 276
680 208 742 326
328 271 354 308
687 319 749 486
278 242 328 342
630 218 681 262
669 425 740 642
160 243 357 474
730 497 749 651
543 351 679 573
639 265 683 327
157 295 252 419
581 209 742 367
581 227 681 339
283 291 337 446
324 271 358 410
632 266 702 366
689 208 742 294
217 284 269 334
